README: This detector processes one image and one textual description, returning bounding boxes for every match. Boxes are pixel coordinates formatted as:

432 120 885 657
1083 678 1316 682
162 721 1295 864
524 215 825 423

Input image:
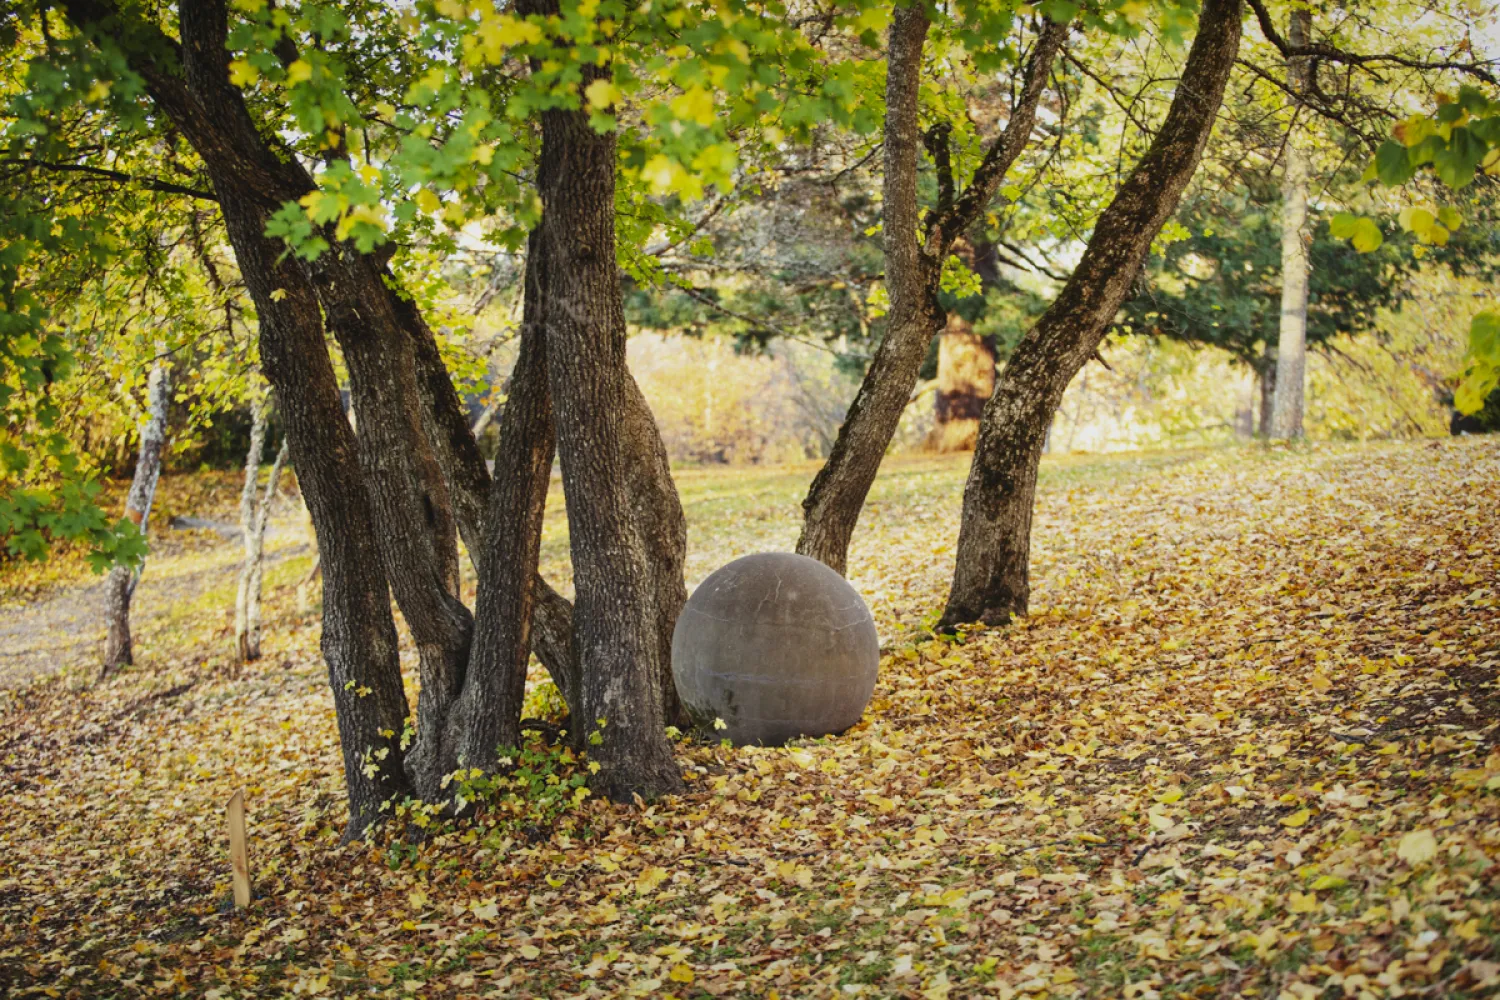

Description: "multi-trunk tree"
36 0 861 835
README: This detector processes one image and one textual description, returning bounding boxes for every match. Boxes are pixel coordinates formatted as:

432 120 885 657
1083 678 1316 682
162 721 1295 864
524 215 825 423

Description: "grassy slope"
1 439 1497 999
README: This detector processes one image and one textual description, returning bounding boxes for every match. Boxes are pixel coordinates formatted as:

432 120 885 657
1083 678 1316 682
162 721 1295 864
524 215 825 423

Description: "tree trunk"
392 248 586 720
1257 346 1277 438
68 0 420 835
439 229 556 776
245 438 288 658
532 63 683 801
796 12 1066 574
310 248 475 802
925 313 996 452
1271 9 1312 440
796 4 938 575
101 355 171 679
236 397 288 664
621 375 690 730
940 0 1243 630
234 397 269 661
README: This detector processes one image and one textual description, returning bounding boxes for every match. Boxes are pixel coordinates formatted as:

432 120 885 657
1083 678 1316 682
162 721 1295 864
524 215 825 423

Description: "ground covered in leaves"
2 439 1498 999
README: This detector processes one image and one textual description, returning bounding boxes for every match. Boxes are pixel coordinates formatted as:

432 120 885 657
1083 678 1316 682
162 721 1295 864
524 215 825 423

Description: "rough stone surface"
671 552 879 746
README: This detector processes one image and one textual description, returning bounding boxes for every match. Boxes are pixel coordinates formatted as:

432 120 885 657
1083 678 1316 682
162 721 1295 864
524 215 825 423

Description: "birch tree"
1271 7 1312 440
100 354 171 677
234 395 289 663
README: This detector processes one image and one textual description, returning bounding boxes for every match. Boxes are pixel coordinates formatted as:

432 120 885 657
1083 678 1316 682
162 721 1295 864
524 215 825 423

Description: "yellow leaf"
668 964 694 983
1288 891 1318 914
414 188 441 215
1397 829 1438 865
635 866 668 895
1311 875 1347 890
470 898 498 921
286 59 313 85
669 86 716 128
518 944 540 960
585 78 623 110
229 59 259 87
1280 809 1312 828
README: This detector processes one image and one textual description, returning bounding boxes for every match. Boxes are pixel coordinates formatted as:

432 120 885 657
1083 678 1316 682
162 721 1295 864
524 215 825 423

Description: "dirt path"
0 521 308 690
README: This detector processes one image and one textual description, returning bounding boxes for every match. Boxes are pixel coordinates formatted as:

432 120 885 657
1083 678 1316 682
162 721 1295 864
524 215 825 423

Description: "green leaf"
1329 213 1383 253
1040 1 1080 24
1374 141 1415 187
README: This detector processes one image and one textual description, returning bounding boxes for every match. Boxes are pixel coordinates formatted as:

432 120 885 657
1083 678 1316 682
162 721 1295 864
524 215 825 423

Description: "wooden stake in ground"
227 790 250 908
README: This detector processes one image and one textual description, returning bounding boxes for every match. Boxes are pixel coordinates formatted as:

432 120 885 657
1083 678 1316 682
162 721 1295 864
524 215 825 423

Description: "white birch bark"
1272 9 1312 440
235 398 289 662
101 354 172 678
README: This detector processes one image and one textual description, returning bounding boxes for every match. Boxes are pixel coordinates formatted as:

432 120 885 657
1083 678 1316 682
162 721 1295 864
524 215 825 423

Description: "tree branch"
8 158 218 201
1245 0 1500 88
931 16 1069 246
923 122 954 222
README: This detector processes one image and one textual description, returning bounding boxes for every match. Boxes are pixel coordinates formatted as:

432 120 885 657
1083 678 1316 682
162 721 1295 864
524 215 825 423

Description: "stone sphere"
671 552 879 746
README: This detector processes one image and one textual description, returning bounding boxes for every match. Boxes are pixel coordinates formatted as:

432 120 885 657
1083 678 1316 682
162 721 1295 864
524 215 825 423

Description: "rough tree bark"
939 0 1244 630
530 52 684 800
234 397 289 663
1271 8 1312 440
925 313 996 452
62 0 417 834
438 229 556 776
100 355 171 679
797 12 1066 574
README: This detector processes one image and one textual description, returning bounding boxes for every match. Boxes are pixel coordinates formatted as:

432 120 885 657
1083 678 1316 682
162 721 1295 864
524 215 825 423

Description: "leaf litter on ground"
1 438 1497 999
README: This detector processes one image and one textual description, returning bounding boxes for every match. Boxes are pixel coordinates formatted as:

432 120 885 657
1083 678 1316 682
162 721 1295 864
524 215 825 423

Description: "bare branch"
1245 0 1500 88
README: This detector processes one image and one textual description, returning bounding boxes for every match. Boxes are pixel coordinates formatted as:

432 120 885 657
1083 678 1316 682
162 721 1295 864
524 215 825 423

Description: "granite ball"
671 552 880 746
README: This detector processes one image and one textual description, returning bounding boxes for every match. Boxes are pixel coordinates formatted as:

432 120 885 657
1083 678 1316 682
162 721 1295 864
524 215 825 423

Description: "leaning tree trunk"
925 312 996 452
235 397 289 663
531 56 683 801
796 3 939 574
100 355 171 679
1271 8 1312 440
940 0 1243 630
796 12 1067 574
65 0 421 834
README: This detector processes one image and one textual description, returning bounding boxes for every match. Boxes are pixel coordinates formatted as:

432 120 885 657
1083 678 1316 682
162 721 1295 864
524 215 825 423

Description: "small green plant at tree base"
386 734 594 856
